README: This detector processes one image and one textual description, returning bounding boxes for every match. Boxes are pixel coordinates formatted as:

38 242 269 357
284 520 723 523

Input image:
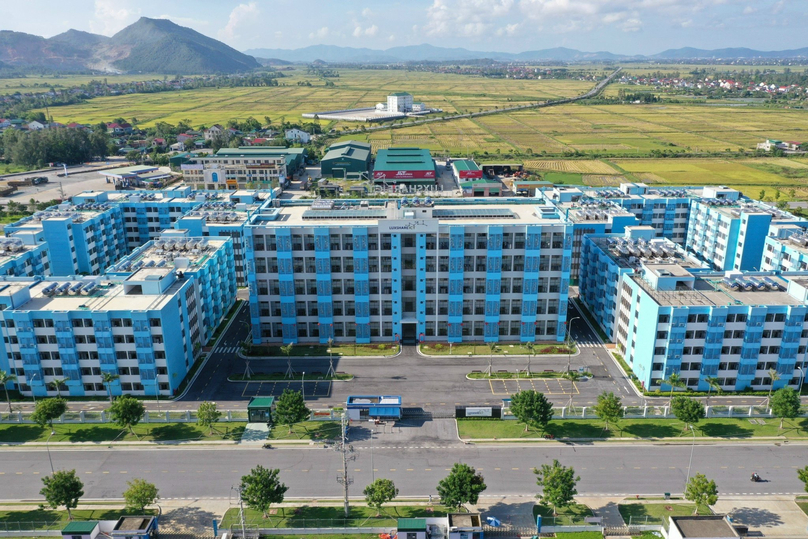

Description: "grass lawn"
0 509 157 530
220 505 450 528
797 502 808 517
267 421 341 441
619 502 711 525
420 342 575 356
0 422 245 443
245 344 398 357
457 417 808 440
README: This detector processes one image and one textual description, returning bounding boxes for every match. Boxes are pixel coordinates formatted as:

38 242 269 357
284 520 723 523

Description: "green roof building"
61 521 100 538
322 141 372 178
372 147 436 186
248 396 276 423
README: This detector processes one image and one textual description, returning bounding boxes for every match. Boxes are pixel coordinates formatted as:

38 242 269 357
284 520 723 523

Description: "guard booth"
346 395 402 420
247 397 275 423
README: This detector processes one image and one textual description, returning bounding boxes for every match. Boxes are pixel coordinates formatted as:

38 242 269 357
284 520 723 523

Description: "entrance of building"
401 323 417 345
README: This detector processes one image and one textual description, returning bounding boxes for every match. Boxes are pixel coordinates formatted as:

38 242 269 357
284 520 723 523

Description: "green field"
220 504 450 529
0 421 244 443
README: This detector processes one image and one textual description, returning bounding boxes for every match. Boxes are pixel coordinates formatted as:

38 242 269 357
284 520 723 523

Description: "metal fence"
503 404 808 420
225 517 401 529
0 410 249 425
0 521 63 532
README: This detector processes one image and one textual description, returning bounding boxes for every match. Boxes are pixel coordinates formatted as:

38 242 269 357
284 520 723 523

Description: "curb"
460 436 808 445
418 349 582 359
225 376 354 383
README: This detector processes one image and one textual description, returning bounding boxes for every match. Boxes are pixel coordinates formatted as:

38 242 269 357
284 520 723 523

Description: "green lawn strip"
533 503 594 525
220 505 450 528
797 502 808 517
420 343 576 356
618 502 711 525
0 422 245 443
267 421 341 441
0 509 157 530
229 373 353 381
245 344 398 357
456 417 808 440
554 533 603 539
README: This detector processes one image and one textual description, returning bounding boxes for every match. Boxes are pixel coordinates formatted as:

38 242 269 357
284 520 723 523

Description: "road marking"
407 469 414 472
495 468 501 471
512 468 519 470
85 472 92 474
390 469 396 471
33 472 39 475
103 471 109 474
425 469 432 471
120 471 128 474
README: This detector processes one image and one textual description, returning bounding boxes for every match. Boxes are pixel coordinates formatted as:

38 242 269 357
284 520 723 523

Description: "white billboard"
465 407 493 417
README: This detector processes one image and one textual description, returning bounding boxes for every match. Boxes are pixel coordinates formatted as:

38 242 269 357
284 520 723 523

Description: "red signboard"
374 169 436 180
458 170 483 179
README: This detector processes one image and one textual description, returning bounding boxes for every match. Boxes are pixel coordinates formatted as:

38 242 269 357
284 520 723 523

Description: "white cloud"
219 2 258 42
90 0 139 35
742 6 756 14
388 34 396 42
309 26 330 40
353 24 379 38
496 23 521 36
424 0 515 37
362 8 373 18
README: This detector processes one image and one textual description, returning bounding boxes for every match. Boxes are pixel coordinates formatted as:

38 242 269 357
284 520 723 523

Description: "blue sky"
4 0 805 54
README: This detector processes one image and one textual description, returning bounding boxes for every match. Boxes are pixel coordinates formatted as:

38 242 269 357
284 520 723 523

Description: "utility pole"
231 485 248 539
335 412 354 518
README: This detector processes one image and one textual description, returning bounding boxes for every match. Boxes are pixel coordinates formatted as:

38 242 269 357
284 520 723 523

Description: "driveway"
713 496 808 538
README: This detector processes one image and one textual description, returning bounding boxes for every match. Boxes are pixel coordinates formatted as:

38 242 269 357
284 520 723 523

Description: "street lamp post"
370 425 375 482
30 373 39 406
302 372 306 400
566 317 581 373
684 424 696 491
46 430 56 474
797 366 805 395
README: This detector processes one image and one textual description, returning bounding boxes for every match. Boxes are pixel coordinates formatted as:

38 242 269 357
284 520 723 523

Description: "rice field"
522 160 620 174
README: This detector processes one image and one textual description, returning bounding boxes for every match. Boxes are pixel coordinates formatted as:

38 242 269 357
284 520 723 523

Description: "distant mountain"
244 43 808 63
0 18 259 74
652 46 808 59
103 18 259 74
254 57 293 67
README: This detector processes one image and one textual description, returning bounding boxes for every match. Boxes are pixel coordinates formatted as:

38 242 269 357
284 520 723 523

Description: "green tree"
197 401 222 434
798 466 808 493
758 189 766 200
533 459 580 516
684 473 718 514
704 377 721 407
32 397 67 429
0 370 17 418
239 465 288 518
509 390 554 432
48 378 67 397
123 478 159 512
101 372 119 403
272 388 310 434
436 463 487 510
664 372 686 404
670 396 706 429
363 478 399 516
40 469 84 520
125 150 141 164
770 387 801 429
593 391 624 431
108 395 145 435
766 368 780 404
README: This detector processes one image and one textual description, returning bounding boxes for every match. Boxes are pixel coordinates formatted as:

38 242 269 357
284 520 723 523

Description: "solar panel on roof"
302 209 386 220
433 209 516 219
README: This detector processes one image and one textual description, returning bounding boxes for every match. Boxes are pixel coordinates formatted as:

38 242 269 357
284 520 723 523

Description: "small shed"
248 396 276 423
397 518 428 539
448 513 483 539
61 521 100 539
109 516 157 539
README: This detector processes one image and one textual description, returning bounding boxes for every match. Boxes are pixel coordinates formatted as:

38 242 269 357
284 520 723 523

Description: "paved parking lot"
239 380 332 399
487 378 579 395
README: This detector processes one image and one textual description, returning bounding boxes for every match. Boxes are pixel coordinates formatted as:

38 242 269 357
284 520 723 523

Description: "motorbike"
750 473 761 482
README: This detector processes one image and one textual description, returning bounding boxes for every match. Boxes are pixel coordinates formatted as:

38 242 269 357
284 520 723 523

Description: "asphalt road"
1 442 803 501
0 158 129 204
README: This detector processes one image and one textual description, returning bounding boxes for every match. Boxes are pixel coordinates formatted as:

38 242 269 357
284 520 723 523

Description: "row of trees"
508 386 803 434
1 123 110 167
41 471 158 519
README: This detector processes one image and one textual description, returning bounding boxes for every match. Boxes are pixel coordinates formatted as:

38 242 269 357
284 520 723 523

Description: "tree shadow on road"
727 507 784 528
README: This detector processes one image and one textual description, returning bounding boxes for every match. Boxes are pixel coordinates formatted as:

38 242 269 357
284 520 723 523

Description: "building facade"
181 147 307 191
387 92 413 113
244 199 572 346
0 232 50 278
0 236 236 398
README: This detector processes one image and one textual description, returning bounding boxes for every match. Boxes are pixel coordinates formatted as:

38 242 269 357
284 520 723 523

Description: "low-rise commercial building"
372 148 436 186
181 147 307 190
321 141 371 178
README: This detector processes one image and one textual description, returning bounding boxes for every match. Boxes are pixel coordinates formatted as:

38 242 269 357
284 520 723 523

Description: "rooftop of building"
98 165 158 178
448 514 481 528
692 197 801 222
389 92 413 97
0 235 45 262
670 516 739 538
374 147 435 171
631 272 799 307
0 277 182 313
107 237 230 276
329 140 371 151
452 159 481 172
588 235 689 269
8 204 116 229
766 225 808 256
251 199 565 226
323 142 371 162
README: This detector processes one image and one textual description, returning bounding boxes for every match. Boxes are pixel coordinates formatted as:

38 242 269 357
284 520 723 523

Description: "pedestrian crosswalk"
576 341 602 348
215 346 240 354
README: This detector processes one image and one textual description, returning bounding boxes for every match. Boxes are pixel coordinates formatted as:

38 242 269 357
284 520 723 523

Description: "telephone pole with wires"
335 412 355 518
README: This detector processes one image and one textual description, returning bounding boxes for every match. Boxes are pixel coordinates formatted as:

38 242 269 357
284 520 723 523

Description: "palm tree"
664 372 685 405
48 378 68 397
101 373 119 403
0 370 17 418
704 376 721 408
766 368 780 406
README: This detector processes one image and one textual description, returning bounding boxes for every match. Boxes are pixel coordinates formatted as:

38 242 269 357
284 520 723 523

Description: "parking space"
488 378 579 395
240 380 332 399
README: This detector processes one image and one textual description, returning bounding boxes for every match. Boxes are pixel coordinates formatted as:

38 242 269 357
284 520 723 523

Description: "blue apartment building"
5 202 127 276
0 236 236 398
0 232 50 277
243 198 572 346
